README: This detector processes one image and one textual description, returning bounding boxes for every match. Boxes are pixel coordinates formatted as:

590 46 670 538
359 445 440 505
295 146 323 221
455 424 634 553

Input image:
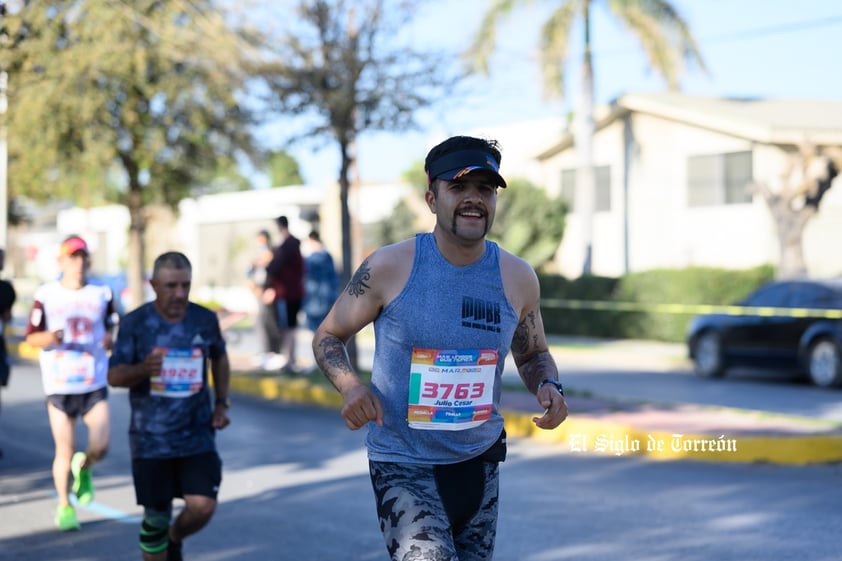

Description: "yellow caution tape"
542 299 842 319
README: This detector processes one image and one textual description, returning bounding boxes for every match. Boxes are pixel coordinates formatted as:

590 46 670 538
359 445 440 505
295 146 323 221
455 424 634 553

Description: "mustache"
455 205 486 217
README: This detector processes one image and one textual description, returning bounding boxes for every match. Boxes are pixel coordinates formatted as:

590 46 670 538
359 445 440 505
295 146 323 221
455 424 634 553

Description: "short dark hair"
152 251 192 279
276 215 289 229
308 230 321 242
257 229 271 242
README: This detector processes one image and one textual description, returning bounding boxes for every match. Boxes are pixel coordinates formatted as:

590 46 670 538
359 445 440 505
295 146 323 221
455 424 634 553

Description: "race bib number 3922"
150 347 204 398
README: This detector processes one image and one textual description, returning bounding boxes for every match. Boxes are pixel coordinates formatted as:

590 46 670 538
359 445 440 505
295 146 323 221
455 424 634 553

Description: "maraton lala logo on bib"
461 296 501 333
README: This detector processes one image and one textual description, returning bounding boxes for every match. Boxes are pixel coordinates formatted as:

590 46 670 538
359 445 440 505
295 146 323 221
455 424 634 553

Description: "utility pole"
0 70 7 249
0 0 8 248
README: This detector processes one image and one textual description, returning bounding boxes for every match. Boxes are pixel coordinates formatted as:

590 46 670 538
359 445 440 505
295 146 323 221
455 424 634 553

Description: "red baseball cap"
59 236 89 257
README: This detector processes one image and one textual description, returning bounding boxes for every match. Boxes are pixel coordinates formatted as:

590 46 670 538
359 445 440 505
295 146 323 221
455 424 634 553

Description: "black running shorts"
46 387 108 418
132 451 222 506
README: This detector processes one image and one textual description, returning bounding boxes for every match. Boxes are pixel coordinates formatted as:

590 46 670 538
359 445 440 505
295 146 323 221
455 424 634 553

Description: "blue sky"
261 0 842 187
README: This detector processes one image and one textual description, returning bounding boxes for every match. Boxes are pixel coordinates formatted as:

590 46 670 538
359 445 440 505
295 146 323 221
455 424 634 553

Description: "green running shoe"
55 504 80 531
71 451 94 506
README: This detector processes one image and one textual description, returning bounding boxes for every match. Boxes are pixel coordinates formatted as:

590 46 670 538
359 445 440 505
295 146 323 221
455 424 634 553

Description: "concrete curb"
230 373 842 466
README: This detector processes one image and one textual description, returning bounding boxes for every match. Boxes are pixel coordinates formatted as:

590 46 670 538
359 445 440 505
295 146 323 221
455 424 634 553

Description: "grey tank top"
367 233 519 464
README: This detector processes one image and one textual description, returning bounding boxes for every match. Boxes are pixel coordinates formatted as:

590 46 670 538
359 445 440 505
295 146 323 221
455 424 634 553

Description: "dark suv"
686 279 842 388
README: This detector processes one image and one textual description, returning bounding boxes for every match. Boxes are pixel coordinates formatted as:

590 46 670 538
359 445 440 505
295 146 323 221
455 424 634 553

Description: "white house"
12 181 410 311
536 92 842 278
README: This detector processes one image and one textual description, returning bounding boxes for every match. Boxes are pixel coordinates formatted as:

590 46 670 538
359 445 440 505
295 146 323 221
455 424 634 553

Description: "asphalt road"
1 361 841 561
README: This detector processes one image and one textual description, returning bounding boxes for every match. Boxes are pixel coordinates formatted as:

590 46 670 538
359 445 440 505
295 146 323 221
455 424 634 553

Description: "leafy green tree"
257 0 454 285
193 157 253 195
400 159 427 191
266 149 304 186
372 198 419 247
257 0 456 368
469 0 705 275
489 178 567 271
2 1 259 305
371 161 423 247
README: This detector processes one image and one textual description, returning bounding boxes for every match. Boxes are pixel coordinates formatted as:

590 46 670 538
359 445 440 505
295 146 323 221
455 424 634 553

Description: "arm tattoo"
518 352 559 394
512 320 529 356
511 309 557 393
511 310 539 358
347 260 372 298
315 334 356 389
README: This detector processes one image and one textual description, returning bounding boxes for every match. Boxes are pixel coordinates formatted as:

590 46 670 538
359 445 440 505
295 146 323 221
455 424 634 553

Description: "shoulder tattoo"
347 259 372 298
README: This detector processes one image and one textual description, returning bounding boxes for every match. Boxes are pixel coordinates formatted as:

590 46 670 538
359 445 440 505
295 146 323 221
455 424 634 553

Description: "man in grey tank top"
313 135 569 561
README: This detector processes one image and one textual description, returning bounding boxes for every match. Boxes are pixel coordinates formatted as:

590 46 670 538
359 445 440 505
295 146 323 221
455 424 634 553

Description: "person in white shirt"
25 236 116 531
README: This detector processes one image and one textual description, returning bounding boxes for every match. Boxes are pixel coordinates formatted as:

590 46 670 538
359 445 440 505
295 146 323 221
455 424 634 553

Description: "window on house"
595 166 611 211
687 151 753 206
559 165 611 212
560 169 576 208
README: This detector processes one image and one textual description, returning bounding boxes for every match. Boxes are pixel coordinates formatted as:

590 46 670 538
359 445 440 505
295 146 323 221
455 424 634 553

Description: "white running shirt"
27 281 114 396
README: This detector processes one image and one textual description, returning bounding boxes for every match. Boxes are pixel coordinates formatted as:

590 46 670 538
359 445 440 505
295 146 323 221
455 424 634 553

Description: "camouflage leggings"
369 458 500 561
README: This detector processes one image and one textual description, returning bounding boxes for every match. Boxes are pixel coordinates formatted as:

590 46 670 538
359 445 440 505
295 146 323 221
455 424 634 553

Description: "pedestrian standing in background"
0 248 17 461
265 215 304 373
302 230 338 334
108 251 231 561
246 229 284 370
313 135 568 560
25 236 116 531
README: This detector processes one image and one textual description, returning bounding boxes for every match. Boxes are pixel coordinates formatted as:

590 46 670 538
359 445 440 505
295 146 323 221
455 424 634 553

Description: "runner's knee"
139 505 172 554
87 445 108 463
184 495 216 521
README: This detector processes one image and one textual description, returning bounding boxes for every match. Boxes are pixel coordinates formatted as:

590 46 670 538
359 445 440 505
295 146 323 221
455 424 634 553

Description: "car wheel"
693 331 725 378
807 338 842 388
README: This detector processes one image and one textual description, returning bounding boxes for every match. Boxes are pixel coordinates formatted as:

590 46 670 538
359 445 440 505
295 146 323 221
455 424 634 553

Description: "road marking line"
53 493 142 524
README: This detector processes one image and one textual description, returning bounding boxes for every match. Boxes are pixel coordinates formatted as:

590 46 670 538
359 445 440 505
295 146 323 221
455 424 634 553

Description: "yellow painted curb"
231 374 842 465
230 375 344 410
501 410 842 465
14 341 40 362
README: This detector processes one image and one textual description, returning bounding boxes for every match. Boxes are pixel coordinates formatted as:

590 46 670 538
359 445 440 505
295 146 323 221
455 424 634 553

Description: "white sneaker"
263 353 288 371
252 354 269 368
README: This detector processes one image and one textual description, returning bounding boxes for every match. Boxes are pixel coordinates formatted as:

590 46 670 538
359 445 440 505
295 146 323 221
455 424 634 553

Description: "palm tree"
469 0 706 275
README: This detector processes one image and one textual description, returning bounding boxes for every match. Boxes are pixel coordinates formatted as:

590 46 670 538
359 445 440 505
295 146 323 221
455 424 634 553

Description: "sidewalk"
227 334 842 466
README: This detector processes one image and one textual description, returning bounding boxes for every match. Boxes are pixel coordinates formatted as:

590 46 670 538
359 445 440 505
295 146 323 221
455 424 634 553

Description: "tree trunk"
574 6 596 276
772 203 812 279
125 166 147 312
338 138 358 370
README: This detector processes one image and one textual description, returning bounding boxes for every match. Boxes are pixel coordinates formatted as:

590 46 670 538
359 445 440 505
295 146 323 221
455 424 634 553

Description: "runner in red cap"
25 235 117 531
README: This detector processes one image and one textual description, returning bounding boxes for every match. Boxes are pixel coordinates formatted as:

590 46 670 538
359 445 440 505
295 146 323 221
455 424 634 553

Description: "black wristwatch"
215 397 231 409
538 379 564 396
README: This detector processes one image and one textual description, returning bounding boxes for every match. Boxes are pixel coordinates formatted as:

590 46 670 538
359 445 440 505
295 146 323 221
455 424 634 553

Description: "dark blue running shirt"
109 302 226 459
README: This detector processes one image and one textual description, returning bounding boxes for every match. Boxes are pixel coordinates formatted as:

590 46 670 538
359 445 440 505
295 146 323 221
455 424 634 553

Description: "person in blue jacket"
302 230 338 334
